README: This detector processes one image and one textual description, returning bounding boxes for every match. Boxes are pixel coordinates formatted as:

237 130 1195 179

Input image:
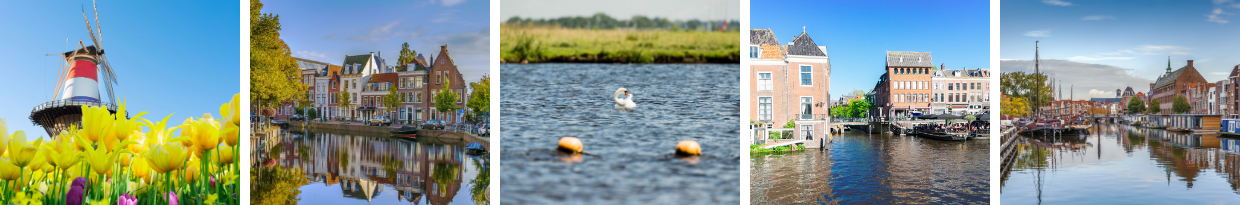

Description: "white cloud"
293 50 330 60
1068 56 1135 61
351 21 403 42
1068 45 1190 62
1088 89 1114 98
1024 30 1052 38
1081 15 1114 21
1042 0 1072 6
1208 8 1230 24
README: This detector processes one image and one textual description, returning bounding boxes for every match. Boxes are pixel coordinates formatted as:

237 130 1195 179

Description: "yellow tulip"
0 118 9 155
222 124 239 147
43 136 82 169
145 143 188 174
220 94 241 126
187 115 220 155
79 105 112 143
184 156 201 182
83 143 118 176
218 144 235 165
0 159 18 180
8 132 44 168
131 156 153 182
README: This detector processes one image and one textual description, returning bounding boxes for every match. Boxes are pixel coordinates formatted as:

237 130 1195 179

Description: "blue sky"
0 1 239 139
753 0 991 97
261 0 489 82
1001 0 1240 97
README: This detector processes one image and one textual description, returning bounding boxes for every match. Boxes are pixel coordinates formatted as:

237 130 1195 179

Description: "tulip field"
0 94 241 205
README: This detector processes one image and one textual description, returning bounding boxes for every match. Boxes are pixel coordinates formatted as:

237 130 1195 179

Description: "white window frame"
749 45 760 58
800 96 813 120
757 72 773 91
799 65 813 86
758 96 773 121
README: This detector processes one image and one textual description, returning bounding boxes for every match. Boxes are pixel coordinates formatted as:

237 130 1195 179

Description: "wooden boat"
911 122 970 141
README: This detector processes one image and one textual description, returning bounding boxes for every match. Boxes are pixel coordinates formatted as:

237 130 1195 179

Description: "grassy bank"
750 144 805 155
501 25 739 63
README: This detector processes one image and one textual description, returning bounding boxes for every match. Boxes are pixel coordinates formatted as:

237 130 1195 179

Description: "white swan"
614 87 636 111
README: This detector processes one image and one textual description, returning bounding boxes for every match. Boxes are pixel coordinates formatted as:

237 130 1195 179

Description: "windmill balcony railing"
31 99 116 112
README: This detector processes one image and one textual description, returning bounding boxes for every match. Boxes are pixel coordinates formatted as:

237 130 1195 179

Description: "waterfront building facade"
931 67 990 115
339 52 385 121
1149 60 1208 114
748 28 831 148
873 51 933 120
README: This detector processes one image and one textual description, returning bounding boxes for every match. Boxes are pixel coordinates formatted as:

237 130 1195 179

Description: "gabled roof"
433 45 454 67
343 54 372 66
750 29 779 45
1231 65 1240 78
1153 61 1205 88
787 32 826 56
886 51 932 68
368 73 398 83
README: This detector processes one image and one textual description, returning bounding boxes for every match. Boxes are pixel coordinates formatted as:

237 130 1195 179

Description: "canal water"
1002 123 1240 204
250 127 489 205
751 132 990 204
500 64 741 204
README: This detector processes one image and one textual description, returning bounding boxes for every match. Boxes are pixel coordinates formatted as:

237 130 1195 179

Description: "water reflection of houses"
1121 126 1240 191
270 131 466 204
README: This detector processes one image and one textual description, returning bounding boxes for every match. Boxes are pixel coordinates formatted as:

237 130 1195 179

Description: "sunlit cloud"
1043 0 1072 6
1024 29 1052 38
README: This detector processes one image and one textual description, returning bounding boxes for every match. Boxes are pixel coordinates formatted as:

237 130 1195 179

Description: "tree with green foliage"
250 0 305 110
467 76 490 122
383 85 402 123
434 79 461 121
337 91 352 120
1148 99 1161 114
1000 72 1052 114
1172 95 1191 114
1126 97 1145 114
397 42 417 72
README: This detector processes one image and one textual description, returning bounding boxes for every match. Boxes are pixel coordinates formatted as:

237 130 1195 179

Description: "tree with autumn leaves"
251 0 305 111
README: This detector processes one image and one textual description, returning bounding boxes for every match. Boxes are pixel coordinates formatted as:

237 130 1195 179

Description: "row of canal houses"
1116 60 1240 135
283 45 469 125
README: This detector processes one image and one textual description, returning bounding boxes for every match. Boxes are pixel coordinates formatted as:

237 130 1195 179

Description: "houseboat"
1162 114 1221 133
1222 119 1240 136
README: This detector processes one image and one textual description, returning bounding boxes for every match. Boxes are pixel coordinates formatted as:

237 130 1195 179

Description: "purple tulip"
117 194 138 205
66 177 88 205
166 191 179 205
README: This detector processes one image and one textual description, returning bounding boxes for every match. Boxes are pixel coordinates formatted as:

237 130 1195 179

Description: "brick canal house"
1149 60 1208 114
748 28 831 148
1225 65 1240 118
872 51 934 120
931 66 990 115
424 45 468 125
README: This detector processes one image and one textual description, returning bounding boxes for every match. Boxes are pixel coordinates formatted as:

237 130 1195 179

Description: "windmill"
30 0 120 137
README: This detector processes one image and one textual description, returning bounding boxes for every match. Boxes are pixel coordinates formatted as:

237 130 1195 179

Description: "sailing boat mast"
1034 41 1041 116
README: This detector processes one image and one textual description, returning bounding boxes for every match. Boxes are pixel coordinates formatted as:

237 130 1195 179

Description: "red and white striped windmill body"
30 1 119 137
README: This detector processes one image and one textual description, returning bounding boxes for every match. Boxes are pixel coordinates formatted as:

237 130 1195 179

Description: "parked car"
421 120 445 130
368 116 392 126
290 114 305 121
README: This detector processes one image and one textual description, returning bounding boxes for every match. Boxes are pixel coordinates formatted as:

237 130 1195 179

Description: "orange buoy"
557 137 583 153
675 140 702 155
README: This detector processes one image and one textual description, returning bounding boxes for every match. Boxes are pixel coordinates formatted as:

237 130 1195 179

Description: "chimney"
1187 60 1194 67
